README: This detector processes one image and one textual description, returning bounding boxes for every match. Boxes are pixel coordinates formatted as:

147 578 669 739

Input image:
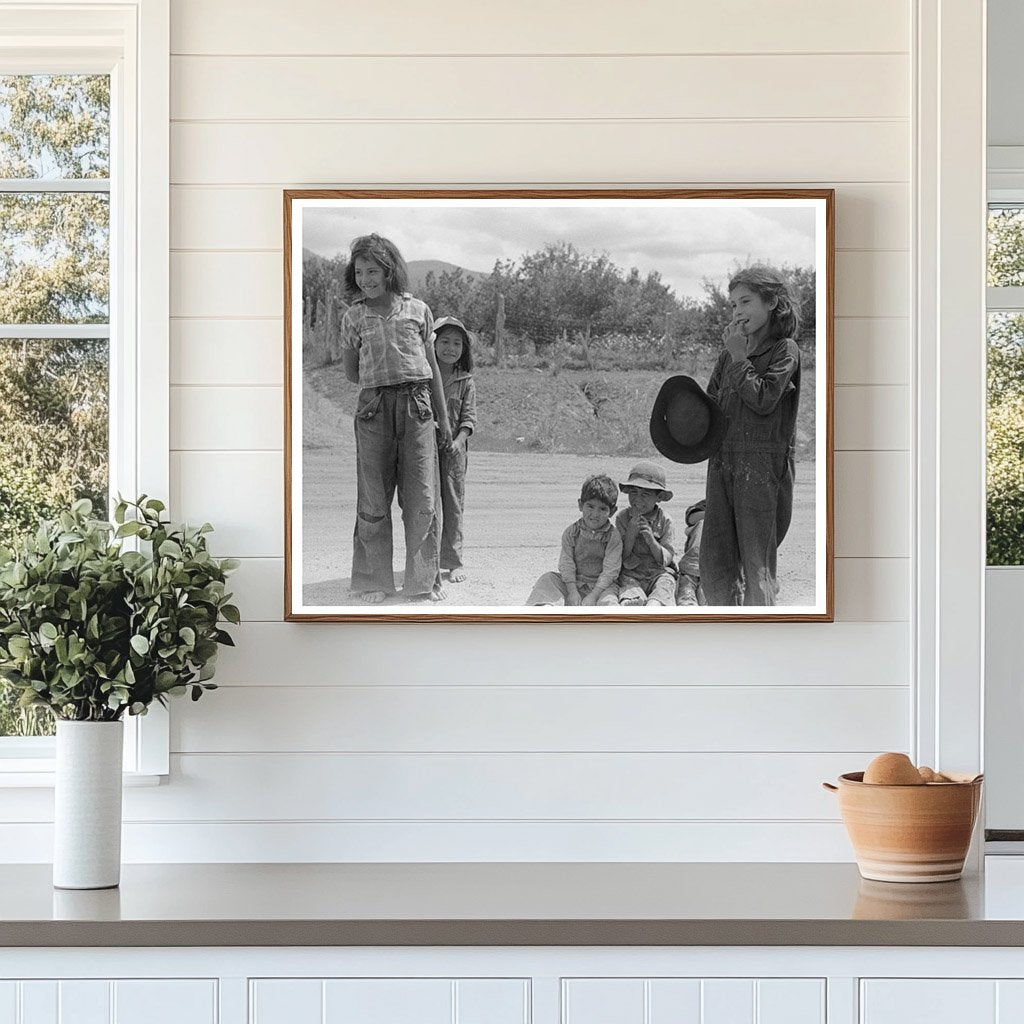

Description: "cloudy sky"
300 199 818 302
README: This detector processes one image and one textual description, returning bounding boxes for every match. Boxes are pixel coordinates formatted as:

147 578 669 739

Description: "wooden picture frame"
284 189 834 622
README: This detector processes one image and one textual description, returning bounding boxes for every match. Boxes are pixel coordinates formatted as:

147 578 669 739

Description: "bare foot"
359 590 387 605
448 568 467 583
402 584 448 603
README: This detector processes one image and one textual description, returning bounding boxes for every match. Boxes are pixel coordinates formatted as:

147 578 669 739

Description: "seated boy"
526 474 622 607
676 498 705 606
614 461 677 607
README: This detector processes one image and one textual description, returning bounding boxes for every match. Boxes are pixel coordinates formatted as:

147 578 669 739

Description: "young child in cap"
526 474 622 607
614 461 677 607
433 316 477 584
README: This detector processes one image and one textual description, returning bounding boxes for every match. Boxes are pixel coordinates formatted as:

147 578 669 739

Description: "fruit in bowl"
823 754 983 883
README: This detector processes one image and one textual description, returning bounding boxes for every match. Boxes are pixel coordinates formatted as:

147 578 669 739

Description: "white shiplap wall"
9 0 916 862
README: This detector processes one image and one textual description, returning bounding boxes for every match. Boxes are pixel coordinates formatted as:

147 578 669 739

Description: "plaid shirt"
340 294 434 388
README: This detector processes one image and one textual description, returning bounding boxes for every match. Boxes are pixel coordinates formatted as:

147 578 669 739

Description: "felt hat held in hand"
649 375 729 464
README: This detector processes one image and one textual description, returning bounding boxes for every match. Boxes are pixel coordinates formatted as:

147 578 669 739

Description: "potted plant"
0 497 239 889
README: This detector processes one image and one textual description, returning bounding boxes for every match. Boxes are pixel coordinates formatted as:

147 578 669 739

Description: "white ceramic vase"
53 719 124 889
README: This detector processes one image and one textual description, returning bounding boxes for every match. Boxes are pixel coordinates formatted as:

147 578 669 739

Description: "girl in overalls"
699 265 801 606
432 316 477 583
340 234 452 603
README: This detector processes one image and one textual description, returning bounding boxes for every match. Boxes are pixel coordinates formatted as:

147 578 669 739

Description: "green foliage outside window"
987 207 1024 566
0 75 110 736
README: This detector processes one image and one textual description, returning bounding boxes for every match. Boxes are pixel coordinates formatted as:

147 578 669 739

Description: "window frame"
0 0 169 783
987 196 1024 314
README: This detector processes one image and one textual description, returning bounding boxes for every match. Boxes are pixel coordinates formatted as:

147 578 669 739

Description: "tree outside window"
0 75 110 736
987 207 1024 566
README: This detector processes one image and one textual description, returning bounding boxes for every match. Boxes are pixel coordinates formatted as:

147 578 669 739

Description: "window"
0 3 169 778
0 73 111 738
986 205 1024 565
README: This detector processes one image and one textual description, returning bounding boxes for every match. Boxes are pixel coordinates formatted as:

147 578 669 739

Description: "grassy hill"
406 259 488 294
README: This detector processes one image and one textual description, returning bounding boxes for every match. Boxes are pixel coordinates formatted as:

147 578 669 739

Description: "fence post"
495 292 506 367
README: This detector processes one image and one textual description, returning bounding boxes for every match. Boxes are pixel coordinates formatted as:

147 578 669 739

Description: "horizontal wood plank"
170 121 909 186
171 386 282 451
171 684 909 753
171 184 909 252
834 451 910 557
0 820 856 862
834 385 909 450
171 319 284 386
834 558 909 621
171 54 909 121
210 620 910 686
120 751 874 820
170 0 910 56
171 451 283 557
834 318 909 385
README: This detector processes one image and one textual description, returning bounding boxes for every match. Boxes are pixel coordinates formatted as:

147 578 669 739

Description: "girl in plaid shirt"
340 234 452 603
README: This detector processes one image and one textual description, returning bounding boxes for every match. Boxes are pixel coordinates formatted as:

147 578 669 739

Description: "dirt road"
300 388 817 609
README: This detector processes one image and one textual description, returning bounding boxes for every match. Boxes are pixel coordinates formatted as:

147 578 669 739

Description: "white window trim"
0 0 169 783
914 0 986 826
984 181 1024 836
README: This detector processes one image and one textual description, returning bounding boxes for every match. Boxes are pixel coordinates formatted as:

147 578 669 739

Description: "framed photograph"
284 189 833 622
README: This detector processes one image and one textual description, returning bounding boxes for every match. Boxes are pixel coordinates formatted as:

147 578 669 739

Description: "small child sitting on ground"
615 461 677 607
676 498 706 606
526 474 623 607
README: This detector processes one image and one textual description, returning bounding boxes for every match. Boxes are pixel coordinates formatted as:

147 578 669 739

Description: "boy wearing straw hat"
614 461 677 607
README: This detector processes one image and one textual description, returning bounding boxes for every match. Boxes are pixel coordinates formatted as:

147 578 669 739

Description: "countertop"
4 861 1024 947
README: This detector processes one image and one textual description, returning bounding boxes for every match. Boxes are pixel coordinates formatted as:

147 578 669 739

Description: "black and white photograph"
285 190 833 621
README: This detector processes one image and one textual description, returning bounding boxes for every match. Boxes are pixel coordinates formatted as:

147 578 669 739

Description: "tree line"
303 242 817 372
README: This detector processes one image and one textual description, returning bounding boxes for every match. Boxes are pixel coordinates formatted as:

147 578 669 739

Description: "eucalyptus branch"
0 497 238 722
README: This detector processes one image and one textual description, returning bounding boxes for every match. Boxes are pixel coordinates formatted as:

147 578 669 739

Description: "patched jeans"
351 382 440 596
700 447 794 606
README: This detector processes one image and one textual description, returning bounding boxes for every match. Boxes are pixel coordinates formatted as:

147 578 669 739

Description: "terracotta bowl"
823 772 983 883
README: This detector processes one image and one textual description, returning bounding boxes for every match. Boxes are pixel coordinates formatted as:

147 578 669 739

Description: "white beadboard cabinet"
6 952 1024 1024
860 980 1024 1023
0 979 218 1024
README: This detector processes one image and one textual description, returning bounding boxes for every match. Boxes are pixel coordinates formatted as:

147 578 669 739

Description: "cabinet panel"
250 979 322 1024
648 980 701 1023
861 981 996 1023
564 978 825 1024
0 983 15 1024
58 982 110 1024
251 979 527 1024
19 983 56 1024
323 980 450 1024
757 980 825 1024
702 980 754 1024
455 980 529 1024
998 980 1024 1023
114 981 217 1024
563 980 645 1024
